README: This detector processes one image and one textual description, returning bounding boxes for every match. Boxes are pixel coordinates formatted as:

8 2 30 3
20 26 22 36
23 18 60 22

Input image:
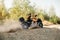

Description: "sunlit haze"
4 0 60 17
4 0 13 9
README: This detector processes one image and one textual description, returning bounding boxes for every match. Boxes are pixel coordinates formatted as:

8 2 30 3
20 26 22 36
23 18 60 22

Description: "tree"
49 6 56 17
49 6 58 24
8 0 35 20
0 0 5 20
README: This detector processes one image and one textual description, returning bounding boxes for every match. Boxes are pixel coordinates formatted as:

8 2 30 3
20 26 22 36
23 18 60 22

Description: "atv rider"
31 14 43 28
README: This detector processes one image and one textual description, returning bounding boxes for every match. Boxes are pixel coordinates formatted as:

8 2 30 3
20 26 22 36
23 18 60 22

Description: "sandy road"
0 21 60 40
0 24 60 32
0 20 60 40
0 19 60 32
44 25 60 29
0 25 60 40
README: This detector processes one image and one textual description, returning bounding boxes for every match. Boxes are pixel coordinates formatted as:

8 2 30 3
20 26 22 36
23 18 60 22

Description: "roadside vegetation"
0 0 60 25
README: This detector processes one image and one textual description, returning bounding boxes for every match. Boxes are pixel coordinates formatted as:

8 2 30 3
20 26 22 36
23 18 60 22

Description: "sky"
4 0 60 17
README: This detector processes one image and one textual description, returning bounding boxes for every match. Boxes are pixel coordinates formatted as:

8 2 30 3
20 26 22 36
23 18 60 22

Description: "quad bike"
19 14 43 29
31 17 43 28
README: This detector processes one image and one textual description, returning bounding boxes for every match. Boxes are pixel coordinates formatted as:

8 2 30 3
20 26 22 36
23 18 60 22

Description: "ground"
0 19 60 40
0 27 60 40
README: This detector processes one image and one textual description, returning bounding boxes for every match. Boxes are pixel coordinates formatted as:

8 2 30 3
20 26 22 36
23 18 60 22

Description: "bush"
43 14 50 21
49 16 60 24
57 18 60 24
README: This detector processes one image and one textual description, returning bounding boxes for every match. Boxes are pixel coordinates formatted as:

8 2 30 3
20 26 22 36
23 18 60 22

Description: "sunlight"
4 0 60 17
4 0 13 10
30 0 60 17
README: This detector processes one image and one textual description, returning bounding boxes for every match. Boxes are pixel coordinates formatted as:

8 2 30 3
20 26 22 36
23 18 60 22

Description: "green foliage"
43 14 50 21
8 0 35 20
49 15 58 24
0 0 60 24
56 17 60 24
